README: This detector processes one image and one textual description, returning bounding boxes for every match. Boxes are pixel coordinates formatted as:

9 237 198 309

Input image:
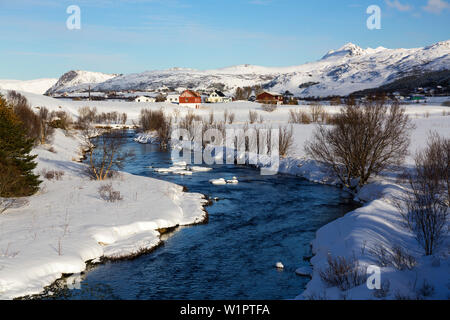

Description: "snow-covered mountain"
45 70 120 95
0 78 58 95
46 41 450 97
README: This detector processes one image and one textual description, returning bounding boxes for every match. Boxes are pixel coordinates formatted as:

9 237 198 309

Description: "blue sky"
0 0 449 79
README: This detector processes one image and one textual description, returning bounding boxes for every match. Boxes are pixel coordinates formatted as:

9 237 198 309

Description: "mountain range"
5 41 450 98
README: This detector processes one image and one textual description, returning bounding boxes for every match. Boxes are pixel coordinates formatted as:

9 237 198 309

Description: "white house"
167 94 179 104
207 90 232 103
135 96 156 103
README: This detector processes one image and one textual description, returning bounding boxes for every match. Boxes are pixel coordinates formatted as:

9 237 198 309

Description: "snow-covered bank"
135 112 450 300
0 130 208 299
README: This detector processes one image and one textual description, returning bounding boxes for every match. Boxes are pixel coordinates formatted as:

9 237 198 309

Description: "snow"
38 40 450 98
0 90 448 299
0 129 207 299
0 78 57 95
209 178 227 185
46 70 119 95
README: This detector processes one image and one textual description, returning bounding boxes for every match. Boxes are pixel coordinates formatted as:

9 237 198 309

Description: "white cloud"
385 0 412 11
423 0 450 14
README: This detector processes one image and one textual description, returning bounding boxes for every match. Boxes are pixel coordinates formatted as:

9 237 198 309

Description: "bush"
398 133 449 255
50 111 73 130
305 101 413 191
279 126 294 157
309 103 324 122
41 169 65 181
38 107 55 144
7 91 42 143
82 128 134 181
441 101 450 107
319 255 367 291
262 103 277 113
139 109 166 132
289 109 311 124
249 111 258 124
228 112 235 124
98 183 123 202
369 244 416 270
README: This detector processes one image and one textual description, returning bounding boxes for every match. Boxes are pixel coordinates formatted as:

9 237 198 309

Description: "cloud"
385 0 412 11
423 0 450 14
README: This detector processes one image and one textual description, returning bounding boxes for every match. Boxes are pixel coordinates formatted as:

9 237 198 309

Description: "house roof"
213 90 226 97
181 90 201 98
257 91 282 98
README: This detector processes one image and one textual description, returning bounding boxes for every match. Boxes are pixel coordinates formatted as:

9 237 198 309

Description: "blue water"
49 132 358 300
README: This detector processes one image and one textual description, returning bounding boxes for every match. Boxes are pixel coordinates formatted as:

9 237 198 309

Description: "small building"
135 96 156 103
207 90 232 103
179 90 202 108
167 94 180 104
256 91 283 105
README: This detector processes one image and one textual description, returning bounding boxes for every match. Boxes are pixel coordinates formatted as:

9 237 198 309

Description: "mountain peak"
322 42 366 60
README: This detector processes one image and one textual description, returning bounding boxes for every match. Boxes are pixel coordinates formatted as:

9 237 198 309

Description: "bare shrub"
262 103 277 113
98 183 123 202
38 107 55 144
397 133 449 255
279 126 294 157
82 128 134 181
41 169 65 181
330 97 342 106
7 90 42 142
139 109 165 132
289 109 311 124
179 111 202 141
369 244 416 270
249 111 258 124
441 101 450 107
373 280 391 299
417 280 435 298
319 255 367 291
157 114 172 150
228 112 235 124
50 111 73 130
208 111 214 125
305 101 413 191
309 103 324 123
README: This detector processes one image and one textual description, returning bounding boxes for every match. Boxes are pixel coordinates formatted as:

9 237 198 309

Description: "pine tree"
0 95 41 197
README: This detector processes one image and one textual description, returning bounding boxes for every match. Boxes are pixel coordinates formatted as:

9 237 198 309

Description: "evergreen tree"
0 95 41 197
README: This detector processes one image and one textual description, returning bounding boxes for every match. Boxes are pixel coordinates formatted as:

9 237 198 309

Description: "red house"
256 91 283 105
179 90 202 108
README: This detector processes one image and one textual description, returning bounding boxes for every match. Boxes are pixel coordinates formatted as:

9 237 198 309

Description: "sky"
0 0 449 79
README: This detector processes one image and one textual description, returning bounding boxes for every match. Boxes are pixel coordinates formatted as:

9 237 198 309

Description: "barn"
179 90 202 108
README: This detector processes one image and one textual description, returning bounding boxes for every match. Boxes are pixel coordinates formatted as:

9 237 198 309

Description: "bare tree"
249 111 258 124
279 126 294 157
397 133 449 255
38 107 54 144
305 101 413 191
82 127 134 181
309 103 324 123
7 90 42 143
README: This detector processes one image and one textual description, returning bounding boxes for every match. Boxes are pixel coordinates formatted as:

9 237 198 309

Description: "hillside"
31 40 450 98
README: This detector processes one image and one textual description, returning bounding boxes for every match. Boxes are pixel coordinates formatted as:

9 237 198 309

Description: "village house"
256 91 283 105
207 90 232 103
166 94 179 104
179 90 202 108
134 96 156 103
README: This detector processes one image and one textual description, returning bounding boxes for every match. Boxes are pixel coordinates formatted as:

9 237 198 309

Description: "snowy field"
0 89 449 299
